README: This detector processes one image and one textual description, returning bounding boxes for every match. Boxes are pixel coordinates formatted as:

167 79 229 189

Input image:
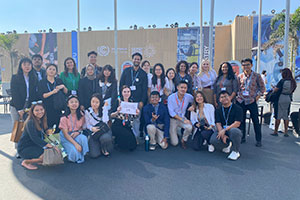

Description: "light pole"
284 0 290 69
114 0 118 79
77 0 81 70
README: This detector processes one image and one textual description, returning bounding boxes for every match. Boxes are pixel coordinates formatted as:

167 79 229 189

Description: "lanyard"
175 93 185 115
219 76 226 89
47 81 56 92
178 73 186 82
131 68 139 86
156 78 161 92
244 72 253 91
70 114 77 132
222 104 233 127
69 73 76 89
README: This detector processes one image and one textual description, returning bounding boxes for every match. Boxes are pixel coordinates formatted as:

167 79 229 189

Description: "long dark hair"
281 68 297 93
166 68 176 80
99 64 116 83
192 90 207 110
63 57 78 77
216 62 235 82
176 60 189 74
90 93 103 118
24 103 48 132
151 63 166 88
64 95 83 120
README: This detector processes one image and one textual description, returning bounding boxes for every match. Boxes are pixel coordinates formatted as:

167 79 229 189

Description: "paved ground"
1 113 300 200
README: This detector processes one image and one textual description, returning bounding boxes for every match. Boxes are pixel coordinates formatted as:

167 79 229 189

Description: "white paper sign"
120 101 138 115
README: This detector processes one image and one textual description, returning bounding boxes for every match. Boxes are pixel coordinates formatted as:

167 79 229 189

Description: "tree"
0 33 19 76
263 7 300 74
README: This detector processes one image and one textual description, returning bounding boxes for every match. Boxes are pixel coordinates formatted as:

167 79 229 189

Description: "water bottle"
145 135 150 151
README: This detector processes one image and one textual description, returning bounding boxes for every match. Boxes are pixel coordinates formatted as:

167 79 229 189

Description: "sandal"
102 150 110 157
21 161 38 170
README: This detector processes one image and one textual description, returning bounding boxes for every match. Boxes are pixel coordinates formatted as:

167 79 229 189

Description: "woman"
148 63 168 100
111 86 140 151
190 91 215 152
18 101 57 170
10 58 38 157
199 59 217 104
213 62 238 107
165 68 176 97
78 64 98 110
60 57 80 95
85 93 113 158
174 60 193 94
95 64 118 122
38 64 67 132
142 60 152 80
59 95 89 163
189 62 201 91
271 68 297 137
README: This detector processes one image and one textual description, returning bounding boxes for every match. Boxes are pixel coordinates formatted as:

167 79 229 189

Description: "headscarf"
85 64 96 80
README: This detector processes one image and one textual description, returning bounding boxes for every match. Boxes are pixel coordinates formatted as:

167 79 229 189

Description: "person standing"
167 81 194 148
119 52 148 137
143 91 170 150
199 59 217 105
60 57 80 95
213 62 239 107
32 54 46 81
210 91 243 160
165 68 176 97
236 58 265 147
10 58 38 157
38 64 67 132
148 63 168 100
189 62 201 91
270 68 297 137
174 60 193 94
80 51 102 78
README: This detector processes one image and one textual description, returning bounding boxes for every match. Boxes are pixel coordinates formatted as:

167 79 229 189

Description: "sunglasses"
32 100 43 105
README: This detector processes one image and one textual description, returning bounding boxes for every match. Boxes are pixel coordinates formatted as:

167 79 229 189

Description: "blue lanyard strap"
244 72 253 91
70 115 77 132
131 68 139 85
222 104 233 127
47 81 56 92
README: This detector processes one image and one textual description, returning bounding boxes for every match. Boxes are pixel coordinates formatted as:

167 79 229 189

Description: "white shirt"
84 107 102 132
190 103 215 134
23 74 29 101
148 77 165 96
165 77 175 94
199 70 217 88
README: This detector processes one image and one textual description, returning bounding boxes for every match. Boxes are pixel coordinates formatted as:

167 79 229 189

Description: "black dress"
38 77 65 132
78 77 98 109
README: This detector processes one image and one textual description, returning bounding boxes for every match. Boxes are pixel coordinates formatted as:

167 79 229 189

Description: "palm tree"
263 7 300 73
0 33 19 76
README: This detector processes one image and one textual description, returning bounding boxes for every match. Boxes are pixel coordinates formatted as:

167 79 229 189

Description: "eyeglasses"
242 64 251 67
32 100 43 105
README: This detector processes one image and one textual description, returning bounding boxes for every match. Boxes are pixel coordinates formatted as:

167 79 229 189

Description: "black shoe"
16 153 21 159
270 133 279 136
256 141 262 147
241 138 246 144
284 133 289 137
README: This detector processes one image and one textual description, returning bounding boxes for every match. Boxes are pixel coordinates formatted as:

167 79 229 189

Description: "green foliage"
0 34 19 51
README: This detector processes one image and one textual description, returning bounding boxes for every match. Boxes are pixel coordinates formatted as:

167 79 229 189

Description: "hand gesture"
152 113 160 122
74 143 82 152
117 106 122 113
91 127 100 133
188 105 195 112
216 129 226 140
71 131 80 138
136 109 140 116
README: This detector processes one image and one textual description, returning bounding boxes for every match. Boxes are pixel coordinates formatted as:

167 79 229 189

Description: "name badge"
71 90 77 95
223 125 228 129
242 90 249 96
136 78 139 82
221 87 226 91
130 85 136 91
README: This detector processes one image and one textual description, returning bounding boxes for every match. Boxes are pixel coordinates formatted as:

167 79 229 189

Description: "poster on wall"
29 33 58 65
253 15 300 90
177 27 214 67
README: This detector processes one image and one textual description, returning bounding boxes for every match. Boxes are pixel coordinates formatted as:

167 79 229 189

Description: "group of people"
10 50 298 170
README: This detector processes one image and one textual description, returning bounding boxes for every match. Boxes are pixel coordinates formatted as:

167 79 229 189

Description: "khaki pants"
146 124 167 149
169 118 192 146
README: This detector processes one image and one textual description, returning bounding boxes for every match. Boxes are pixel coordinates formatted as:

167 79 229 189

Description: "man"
143 91 170 150
32 54 46 81
119 52 148 138
167 80 193 148
210 91 243 161
80 51 102 78
236 58 265 147
180 39 199 64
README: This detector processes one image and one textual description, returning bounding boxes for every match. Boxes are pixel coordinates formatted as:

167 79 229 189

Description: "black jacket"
78 77 98 109
95 80 118 115
10 73 38 110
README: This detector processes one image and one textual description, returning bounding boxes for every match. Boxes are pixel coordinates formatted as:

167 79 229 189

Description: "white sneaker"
202 140 207 145
293 130 299 138
149 145 156 151
222 142 232 154
208 144 215 152
227 151 240 160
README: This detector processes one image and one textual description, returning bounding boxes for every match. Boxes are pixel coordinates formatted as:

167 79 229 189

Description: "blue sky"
0 0 299 33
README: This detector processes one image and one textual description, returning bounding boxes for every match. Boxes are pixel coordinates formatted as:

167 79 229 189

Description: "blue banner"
71 31 78 68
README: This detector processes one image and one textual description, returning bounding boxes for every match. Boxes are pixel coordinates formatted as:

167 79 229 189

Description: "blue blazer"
143 103 170 138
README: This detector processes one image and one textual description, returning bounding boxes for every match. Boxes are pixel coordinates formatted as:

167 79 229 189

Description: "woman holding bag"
59 95 89 163
18 101 58 170
85 93 113 158
38 64 67 133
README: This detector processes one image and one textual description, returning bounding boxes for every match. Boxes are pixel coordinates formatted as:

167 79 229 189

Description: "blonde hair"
199 59 211 77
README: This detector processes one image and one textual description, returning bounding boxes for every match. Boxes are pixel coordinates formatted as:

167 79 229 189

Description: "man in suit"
143 91 170 150
32 54 46 81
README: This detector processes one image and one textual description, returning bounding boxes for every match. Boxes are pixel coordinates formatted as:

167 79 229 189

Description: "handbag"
42 147 64 166
10 120 25 143
91 121 110 140
53 90 66 111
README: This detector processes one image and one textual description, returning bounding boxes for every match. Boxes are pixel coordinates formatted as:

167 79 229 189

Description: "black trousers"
191 129 213 151
291 112 299 134
237 101 261 142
